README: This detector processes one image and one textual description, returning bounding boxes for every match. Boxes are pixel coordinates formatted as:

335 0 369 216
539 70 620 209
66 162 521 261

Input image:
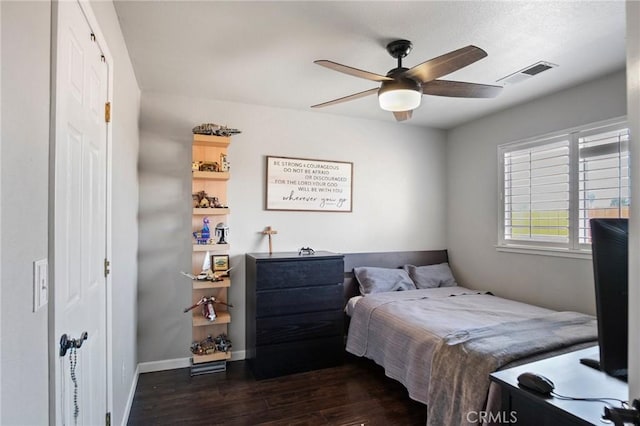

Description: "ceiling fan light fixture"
378 79 422 112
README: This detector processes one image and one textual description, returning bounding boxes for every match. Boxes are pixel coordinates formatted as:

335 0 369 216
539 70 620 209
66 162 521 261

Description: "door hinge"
105 412 111 426
104 259 111 278
105 102 111 123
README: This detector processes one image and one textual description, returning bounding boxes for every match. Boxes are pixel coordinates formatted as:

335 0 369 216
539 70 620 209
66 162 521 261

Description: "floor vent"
497 61 558 85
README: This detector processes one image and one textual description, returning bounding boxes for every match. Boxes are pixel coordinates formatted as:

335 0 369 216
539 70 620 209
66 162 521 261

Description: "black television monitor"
588 218 628 380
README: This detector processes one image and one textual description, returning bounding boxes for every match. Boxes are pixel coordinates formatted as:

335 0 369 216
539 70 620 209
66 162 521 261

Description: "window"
499 120 629 255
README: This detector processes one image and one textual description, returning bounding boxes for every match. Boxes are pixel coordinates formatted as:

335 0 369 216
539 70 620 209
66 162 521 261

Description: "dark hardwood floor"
127 354 426 425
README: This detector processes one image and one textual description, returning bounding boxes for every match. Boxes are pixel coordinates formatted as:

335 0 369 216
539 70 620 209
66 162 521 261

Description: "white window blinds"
499 120 629 253
578 128 630 244
504 138 570 244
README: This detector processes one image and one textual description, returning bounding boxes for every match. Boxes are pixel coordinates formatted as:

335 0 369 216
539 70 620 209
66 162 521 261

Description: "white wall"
0 1 140 425
446 70 627 315
137 92 447 363
89 1 141 424
627 0 640 402
1 2 51 424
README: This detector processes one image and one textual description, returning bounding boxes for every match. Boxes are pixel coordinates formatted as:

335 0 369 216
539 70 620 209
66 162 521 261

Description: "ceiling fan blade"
310 88 379 108
393 110 413 121
422 80 502 98
401 45 488 83
314 60 393 82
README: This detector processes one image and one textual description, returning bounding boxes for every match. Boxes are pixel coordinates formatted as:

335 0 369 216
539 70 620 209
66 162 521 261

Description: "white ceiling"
113 1 626 129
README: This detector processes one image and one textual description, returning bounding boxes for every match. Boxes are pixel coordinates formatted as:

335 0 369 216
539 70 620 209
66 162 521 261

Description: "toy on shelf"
220 153 230 172
192 190 227 209
215 223 229 244
193 217 211 245
192 123 242 137
190 333 232 356
184 296 234 321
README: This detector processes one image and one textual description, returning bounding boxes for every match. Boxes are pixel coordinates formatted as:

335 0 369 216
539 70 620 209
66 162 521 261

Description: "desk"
490 346 628 425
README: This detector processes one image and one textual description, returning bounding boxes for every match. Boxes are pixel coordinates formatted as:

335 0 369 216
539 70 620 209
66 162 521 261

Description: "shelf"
192 311 230 327
192 171 229 180
193 207 230 215
193 244 229 252
192 134 231 148
192 351 232 364
190 133 232 375
193 277 230 290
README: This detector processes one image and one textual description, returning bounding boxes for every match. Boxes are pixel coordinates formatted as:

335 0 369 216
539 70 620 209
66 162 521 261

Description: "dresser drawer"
256 309 343 346
256 284 342 317
256 258 343 290
251 335 344 379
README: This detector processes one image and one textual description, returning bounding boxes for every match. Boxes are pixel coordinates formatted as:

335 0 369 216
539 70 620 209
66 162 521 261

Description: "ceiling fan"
311 40 502 122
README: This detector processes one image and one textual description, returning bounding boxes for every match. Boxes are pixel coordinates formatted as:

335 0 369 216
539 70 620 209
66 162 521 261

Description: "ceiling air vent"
497 61 558 85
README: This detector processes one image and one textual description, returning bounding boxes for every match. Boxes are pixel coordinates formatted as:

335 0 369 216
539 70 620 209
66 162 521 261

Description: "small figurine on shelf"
197 251 213 280
190 337 213 355
207 196 223 208
193 190 207 208
214 333 232 353
192 123 242 137
193 191 227 209
183 296 234 322
190 333 232 355
199 161 219 172
199 197 210 208
193 217 211 245
215 222 229 244
220 153 230 172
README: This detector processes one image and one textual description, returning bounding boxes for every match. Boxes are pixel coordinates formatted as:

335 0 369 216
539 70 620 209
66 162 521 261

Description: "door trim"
48 0 114 423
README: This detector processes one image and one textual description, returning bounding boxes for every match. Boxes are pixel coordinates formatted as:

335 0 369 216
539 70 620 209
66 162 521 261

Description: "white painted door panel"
54 1 108 424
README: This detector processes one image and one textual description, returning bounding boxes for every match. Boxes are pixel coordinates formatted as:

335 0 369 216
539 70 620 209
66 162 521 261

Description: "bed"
342 250 598 426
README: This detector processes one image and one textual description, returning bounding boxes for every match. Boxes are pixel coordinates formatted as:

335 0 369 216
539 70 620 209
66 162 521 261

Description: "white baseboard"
138 357 190 373
121 364 139 426
230 350 246 361
137 351 246 374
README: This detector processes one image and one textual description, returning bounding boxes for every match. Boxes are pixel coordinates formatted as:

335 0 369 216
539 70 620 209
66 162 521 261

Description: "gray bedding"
345 287 598 425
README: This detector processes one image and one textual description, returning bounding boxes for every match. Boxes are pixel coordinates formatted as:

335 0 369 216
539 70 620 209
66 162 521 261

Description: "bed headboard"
342 249 449 304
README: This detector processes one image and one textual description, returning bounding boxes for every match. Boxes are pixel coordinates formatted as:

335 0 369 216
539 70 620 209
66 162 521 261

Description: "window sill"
495 244 591 260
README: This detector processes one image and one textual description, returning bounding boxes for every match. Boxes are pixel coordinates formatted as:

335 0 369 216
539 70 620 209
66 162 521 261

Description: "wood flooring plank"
127 355 425 426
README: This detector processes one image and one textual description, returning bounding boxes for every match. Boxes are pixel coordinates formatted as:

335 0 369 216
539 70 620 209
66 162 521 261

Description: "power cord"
551 393 640 426
551 391 628 408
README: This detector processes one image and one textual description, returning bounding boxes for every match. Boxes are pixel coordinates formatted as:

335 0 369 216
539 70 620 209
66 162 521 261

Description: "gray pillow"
403 263 458 289
353 267 416 295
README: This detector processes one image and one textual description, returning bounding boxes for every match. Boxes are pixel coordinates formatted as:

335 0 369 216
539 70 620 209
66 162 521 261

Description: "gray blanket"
345 288 597 425
427 311 597 426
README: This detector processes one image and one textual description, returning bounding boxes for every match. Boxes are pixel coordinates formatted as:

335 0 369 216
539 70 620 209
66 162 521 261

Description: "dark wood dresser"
245 251 345 379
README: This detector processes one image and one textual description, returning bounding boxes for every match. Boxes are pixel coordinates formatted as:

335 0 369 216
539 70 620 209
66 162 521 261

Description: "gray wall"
137 92 447 363
446 70 627 315
0 1 140 425
1 2 51 424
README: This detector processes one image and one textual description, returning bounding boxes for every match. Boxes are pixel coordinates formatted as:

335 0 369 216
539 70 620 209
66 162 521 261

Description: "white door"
53 1 109 424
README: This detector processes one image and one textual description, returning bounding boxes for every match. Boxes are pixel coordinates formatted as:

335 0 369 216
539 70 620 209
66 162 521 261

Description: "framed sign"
266 156 353 212
211 254 229 273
